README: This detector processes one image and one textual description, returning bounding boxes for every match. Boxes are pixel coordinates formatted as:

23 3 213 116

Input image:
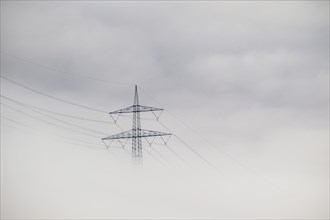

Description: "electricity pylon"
102 85 171 163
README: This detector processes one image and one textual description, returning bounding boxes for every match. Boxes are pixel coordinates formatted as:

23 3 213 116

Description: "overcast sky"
1 1 329 219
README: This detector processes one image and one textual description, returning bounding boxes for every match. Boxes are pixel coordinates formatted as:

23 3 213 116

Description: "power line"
139 87 259 173
144 147 169 169
141 89 269 179
2 102 132 153
1 118 98 150
1 115 105 148
1 95 112 124
1 77 210 168
164 144 191 168
1 75 217 170
2 116 118 157
148 145 168 163
1 55 226 169
32 108 108 136
158 120 219 171
1 102 100 138
1 74 107 113
2 99 108 136
164 110 253 172
1 74 155 121
106 112 190 168
1 78 168 162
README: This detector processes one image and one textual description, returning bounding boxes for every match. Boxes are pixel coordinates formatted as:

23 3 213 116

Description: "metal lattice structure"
102 85 171 163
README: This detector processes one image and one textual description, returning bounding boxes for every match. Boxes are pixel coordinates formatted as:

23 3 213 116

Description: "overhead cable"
1 95 111 124
1 74 107 113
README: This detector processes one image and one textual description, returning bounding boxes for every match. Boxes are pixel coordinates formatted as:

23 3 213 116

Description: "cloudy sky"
1 1 329 219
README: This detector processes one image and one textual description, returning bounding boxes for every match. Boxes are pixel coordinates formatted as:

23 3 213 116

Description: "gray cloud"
1 1 329 219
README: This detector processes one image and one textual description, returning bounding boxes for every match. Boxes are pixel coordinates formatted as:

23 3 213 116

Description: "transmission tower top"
102 85 171 163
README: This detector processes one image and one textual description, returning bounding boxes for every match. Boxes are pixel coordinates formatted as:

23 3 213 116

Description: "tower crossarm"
102 130 134 140
109 105 163 115
102 129 171 140
140 129 171 138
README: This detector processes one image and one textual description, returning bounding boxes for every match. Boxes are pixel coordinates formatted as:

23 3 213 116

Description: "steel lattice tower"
132 85 142 159
102 85 171 163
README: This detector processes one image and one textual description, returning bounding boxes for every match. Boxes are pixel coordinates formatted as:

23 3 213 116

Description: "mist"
1 1 329 219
